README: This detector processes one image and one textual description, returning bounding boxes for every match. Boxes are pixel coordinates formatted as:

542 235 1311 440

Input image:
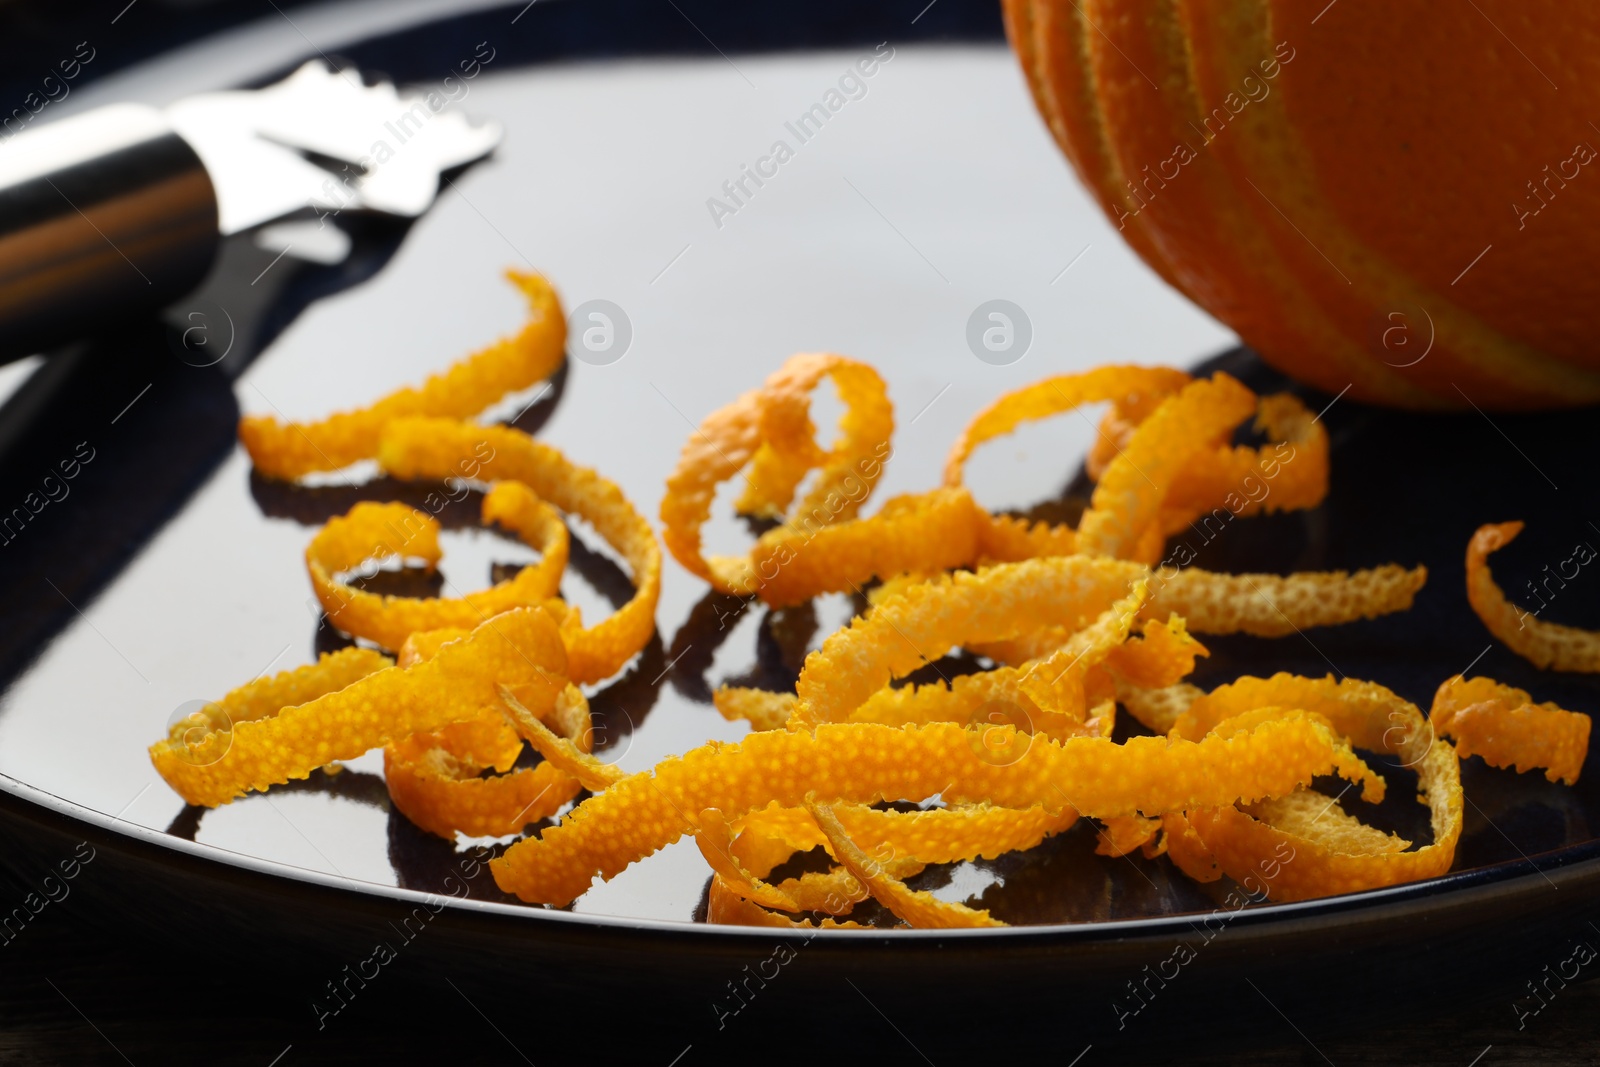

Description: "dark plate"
0 0 1596 1059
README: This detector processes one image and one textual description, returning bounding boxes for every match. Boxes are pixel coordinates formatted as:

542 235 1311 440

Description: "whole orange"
1004 0 1600 409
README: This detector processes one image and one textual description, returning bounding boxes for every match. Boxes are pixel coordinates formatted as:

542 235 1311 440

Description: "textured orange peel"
1466 521 1600 673
240 271 566 480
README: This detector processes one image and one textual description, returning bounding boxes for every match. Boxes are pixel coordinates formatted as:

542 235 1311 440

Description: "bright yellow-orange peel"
734 352 893 522
790 557 1136 728
1167 674 1463 902
306 483 569 651
151 607 567 807
490 716 1374 906
714 687 795 732
1432 675 1591 785
1160 393 1329 531
383 683 589 840
744 488 984 608
500 684 626 793
942 365 1192 488
379 625 588 839
964 561 1424 666
159 647 391 758
660 354 892 593
240 271 565 480
1075 374 1258 561
1466 522 1600 673
705 875 863 928
807 798 1005 928
378 419 660 684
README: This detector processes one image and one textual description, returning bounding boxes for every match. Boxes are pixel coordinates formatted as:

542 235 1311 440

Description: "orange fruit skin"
1004 0 1600 410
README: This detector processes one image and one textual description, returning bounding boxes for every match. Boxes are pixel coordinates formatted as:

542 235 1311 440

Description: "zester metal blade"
165 60 502 235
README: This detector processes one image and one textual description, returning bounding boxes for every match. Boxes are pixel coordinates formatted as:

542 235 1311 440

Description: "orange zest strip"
161 647 391 749
659 353 896 600
942 364 1192 487
791 556 1137 727
705 875 863 928
806 798 1005 928
151 607 567 807
735 352 894 523
306 483 569 652
1466 521 1600 673
378 419 661 684
1432 674 1591 785
1075 374 1258 560
500 684 627 793
1167 673 1463 902
1161 393 1330 530
745 488 984 608
490 716 1365 906
380 625 584 839
1145 563 1428 638
713 687 797 732
240 271 565 480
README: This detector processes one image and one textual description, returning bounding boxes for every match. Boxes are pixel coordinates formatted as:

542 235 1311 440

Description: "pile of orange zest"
240 271 566 480
378 418 661 685
1432 675 1591 785
1466 521 1600 673
306 483 569 652
1164 674 1463 903
806 798 1005 928
487 716 1369 907
151 607 566 807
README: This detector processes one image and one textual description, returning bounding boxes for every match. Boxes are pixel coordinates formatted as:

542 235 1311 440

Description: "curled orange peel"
159 647 391 767
942 364 1192 488
660 354 893 595
705 875 863 928
307 483 569 652
713 687 796 732
378 419 661 684
806 797 1005 928
735 352 894 522
1466 522 1600 673
1432 674 1591 785
1075 374 1257 560
1162 393 1329 529
240 271 565 480
489 716 1367 906
151 607 567 807
1166 674 1463 902
379 625 590 839
500 684 626 793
